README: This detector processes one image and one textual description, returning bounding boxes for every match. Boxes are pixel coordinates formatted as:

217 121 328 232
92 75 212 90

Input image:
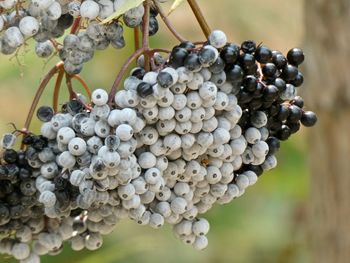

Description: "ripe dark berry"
184 53 201 71
266 137 280 155
0 204 10 225
209 57 225 74
277 125 292 140
169 47 188 68
136 82 153 98
179 41 195 49
240 53 256 68
272 51 287 69
246 164 263 176
292 96 304 108
226 64 244 83
252 82 264 98
287 48 304 66
242 75 258 92
263 85 279 101
262 63 277 78
220 44 240 64
66 100 84 115
282 64 298 81
287 122 301 134
290 72 304 87
19 168 30 180
198 46 217 66
157 72 173 88
288 105 303 123
3 149 18 164
22 134 34 145
274 78 286 92
249 99 263 110
37 106 54 122
241 40 256 53
148 16 159 36
277 105 290 121
301 111 317 127
32 136 47 151
255 46 272 63
131 67 146 79
57 14 74 30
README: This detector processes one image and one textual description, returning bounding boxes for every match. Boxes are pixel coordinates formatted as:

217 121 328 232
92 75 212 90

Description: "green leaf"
168 0 186 15
101 0 145 24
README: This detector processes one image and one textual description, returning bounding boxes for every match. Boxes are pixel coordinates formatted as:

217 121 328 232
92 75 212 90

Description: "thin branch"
142 0 151 71
187 0 211 38
53 68 65 112
153 0 187 42
23 62 64 132
108 47 146 104
71 74 92 99
65 74 75 100
70 17 81 34
147 48 171 54
134 27 140 51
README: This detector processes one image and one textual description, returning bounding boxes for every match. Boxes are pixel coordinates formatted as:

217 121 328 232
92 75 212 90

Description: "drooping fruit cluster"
0 30 316 263
0 0 165 73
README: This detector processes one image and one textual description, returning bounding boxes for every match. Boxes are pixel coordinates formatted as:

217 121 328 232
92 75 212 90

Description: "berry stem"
65 74 75 100
52 68 65 112
147 48 171 54
187 0 211 38
70 17 81 34
153 0 187 42
108 47 146 104
23 62 64 133
71 74 92 99
142 0 151 71
134 27 140 51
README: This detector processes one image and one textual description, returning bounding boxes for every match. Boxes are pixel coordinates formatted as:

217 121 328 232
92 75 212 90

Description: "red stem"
108 48 146 104
23 62 64 132
65 74 75 100
53 68 65 112
153 0 187 42
70 17 81 34
71 74 92 99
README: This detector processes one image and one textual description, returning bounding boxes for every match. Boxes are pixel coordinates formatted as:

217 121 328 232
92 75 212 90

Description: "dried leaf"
101 0 145 24
168 0 186 15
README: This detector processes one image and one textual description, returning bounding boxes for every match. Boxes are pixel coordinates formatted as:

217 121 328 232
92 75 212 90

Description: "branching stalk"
108 47 146 104
71 74 92 99
23 62 64 132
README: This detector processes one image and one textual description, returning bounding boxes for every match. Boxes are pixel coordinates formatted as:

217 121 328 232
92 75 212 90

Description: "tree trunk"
304 1 350 263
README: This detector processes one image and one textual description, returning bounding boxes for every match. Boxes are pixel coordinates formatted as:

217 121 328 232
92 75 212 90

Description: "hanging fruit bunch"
0 0 317 262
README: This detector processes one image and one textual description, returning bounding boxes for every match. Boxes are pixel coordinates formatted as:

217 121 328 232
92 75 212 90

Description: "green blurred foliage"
0 1 312 262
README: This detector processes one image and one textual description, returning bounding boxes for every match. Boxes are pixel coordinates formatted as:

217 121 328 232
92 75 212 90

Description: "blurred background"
0 0 346 262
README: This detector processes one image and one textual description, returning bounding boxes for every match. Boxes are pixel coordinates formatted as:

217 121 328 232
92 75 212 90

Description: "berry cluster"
0 0 164 73
0 30 316 262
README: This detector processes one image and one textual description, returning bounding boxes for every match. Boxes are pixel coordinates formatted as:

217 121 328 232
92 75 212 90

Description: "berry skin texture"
19 16 40 37
287 48 305 66
301 111 317 127
80 1 100 20
209 30 227 49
